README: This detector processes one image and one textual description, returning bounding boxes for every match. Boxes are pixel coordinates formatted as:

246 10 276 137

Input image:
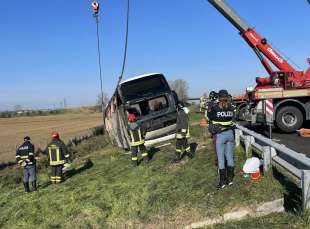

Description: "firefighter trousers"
131 145 148 162
51 165 63 184
176 138 190 155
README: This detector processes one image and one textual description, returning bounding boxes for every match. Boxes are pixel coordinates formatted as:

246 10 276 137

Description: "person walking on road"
46 131 70 184
207 89 235 190
172 103 194 163
16 136 37 192
127 112 150 167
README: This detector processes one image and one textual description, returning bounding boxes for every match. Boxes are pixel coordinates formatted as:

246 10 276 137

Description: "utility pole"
92 1 105 120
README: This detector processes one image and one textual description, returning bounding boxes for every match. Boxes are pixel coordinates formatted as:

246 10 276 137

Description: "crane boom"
208 0 249 33
207 0 308 87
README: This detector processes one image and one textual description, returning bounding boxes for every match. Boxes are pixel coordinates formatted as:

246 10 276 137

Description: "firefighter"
45 131 70 184
199 96 207 112
127 112 149 167
172 103 193 163
207 89 235 190
16 136 37 192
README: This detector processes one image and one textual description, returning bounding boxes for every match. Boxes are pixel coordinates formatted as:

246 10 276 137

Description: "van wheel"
275 106 303 133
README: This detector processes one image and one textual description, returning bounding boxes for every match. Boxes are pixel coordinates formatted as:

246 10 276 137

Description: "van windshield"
120 74 170 102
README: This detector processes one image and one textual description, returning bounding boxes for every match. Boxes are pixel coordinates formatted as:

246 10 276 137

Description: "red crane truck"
208 0 310 132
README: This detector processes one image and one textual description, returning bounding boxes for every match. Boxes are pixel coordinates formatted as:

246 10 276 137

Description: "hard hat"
209 91 217 99
24 136 31 141
51 131 59 138
218 89 229 98
127 113 136 122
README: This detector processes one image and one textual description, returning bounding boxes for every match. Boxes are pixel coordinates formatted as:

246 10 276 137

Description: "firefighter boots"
23 182 30 193
217 169 227 190
32 181 37 191
227 166 234 186
172 152 182 164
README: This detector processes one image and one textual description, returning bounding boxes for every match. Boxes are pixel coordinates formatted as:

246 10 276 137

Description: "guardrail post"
302 170 310 211
235 129 241 146
244 135 254 157
262 146 271 173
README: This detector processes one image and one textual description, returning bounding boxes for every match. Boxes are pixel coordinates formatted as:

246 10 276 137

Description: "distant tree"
169 79 189 103
96 93 109 112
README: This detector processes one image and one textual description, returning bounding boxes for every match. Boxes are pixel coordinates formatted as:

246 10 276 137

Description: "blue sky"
0 0 309 110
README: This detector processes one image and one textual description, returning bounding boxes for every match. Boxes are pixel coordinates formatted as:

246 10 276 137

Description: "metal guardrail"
235 124 310 211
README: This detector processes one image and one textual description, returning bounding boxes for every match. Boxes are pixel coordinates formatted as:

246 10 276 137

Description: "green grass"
212 211 310 229
0 110 304 228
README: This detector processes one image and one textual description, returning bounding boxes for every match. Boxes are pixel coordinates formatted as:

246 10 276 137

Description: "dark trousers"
131 144 148 161
51 165 63 183
176 138 190 154
23 165 37 183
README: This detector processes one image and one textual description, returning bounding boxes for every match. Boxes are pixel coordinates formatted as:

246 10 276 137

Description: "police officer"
45 131 70 184
207 89 235 189
127 112 149 167
16 136 37 192
172 103 193 163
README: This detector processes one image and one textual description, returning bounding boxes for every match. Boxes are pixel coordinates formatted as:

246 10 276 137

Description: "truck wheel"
275 106 303 133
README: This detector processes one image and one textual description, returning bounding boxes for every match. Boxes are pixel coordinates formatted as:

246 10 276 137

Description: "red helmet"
51 131 59 138
127 113 136 122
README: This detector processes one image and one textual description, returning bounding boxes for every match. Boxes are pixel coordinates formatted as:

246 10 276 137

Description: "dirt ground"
0 113 103 163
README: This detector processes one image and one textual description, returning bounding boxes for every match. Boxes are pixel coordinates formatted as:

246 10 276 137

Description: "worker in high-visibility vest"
207 89 235 190
199 96 207 112
45 131 70 184
127 113 149 167
16 136 37 192
172 104 194 163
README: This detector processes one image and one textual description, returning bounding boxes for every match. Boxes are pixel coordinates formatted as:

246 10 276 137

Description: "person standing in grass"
172 103 193 163
16 136 37 192
45 131 70 184
207 90 235 190
127 112 150 167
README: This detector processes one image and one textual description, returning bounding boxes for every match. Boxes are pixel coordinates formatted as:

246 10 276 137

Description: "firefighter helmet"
127 113 136 122
51 131 59 138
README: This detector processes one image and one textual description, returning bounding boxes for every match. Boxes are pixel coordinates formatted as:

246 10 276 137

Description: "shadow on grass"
272 167 302 213
147 147 161 160
0 161 16 171
39 159 94 189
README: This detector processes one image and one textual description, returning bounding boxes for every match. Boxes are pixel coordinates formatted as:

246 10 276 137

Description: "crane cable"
92 1 105 120
117 0 130 86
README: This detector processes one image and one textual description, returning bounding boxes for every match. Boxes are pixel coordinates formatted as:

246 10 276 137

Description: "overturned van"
104 73 178 149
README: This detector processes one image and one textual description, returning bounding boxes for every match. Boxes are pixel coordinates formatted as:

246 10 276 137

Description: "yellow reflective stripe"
130 129 144 146
212 121 233 126
181 129 187 133
50 160 65 166
131 157 138 161
141 153 148 157
176 149 182 153
185 146 191 152
16 155 21 158
29 152 33 155
20 156 29 159
176 134 184 139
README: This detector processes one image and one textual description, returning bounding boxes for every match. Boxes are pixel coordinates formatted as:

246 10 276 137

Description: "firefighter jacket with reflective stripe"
207 103 235 134
16 141 35 166
46 139 70 166
128 122 145 147
176 109 190 139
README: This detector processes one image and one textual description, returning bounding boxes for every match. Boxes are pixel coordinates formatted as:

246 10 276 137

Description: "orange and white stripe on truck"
255 88 310 99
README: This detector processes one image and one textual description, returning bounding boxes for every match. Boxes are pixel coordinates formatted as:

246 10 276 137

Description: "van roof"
120 73 162 84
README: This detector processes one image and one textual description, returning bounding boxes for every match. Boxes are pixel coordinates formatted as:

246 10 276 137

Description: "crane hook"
92 1 100 16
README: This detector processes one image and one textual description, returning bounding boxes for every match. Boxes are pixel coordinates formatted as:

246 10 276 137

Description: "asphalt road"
239 122 310 157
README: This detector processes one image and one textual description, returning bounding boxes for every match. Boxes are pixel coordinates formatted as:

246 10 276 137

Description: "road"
239 122 310 157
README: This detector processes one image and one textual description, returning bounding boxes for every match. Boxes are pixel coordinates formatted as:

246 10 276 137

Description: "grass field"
0 112 102 163
1 111 302 228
